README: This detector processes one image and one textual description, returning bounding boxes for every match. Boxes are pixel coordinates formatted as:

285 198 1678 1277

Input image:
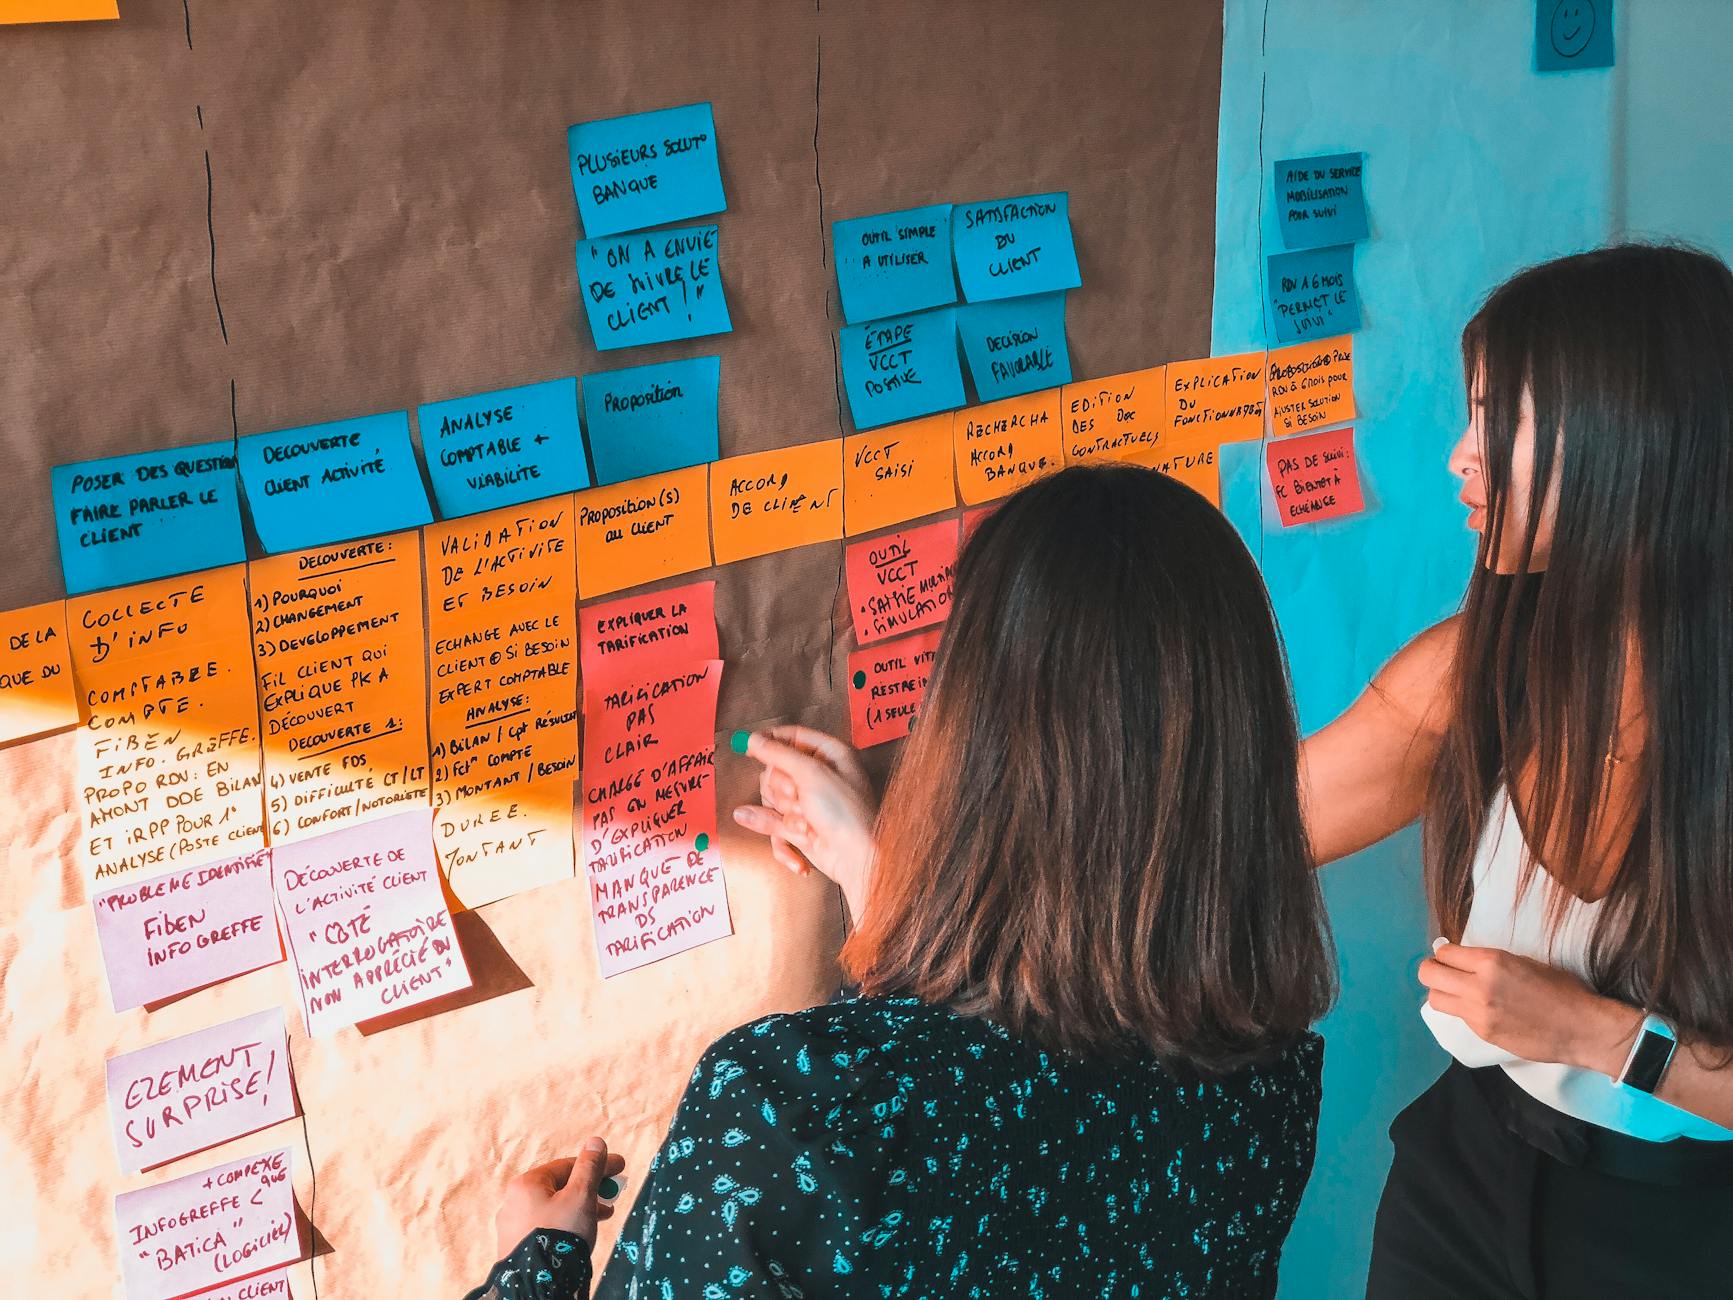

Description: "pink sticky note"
105 1008 297 1174
579 579 719 686
961 504 997 542
271 810 472 1036
91 849 283 1012
1266 425 1365 526
114 1147 300 1300
845 519 959 645
847 628 943 747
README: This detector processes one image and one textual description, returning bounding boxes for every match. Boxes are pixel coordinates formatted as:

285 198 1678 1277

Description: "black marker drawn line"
307 725 401 759
296 558 394 582
204 150 228 345
465 707 532 730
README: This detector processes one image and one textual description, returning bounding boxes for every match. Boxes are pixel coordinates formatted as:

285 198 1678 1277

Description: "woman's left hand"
493 1137 627 1258
1420 942 1641 1072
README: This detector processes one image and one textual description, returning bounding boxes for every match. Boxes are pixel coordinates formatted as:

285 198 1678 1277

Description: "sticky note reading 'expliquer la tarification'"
579 580 718 686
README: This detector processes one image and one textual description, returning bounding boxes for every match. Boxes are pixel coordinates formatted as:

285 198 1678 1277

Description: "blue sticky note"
51 441 246 595
418 378 590 517
1537 0 1613 71
838 307 966 431
575 223 732 351
957 292 1072 401
832 204 957 324
1275 152 1369 250
1267 245 1362 345
952 192 1082 303
567 102 726 238
582 356 721 485
238 411 432 553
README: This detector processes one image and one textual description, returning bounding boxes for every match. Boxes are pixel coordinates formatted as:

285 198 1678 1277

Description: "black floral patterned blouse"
464 994 1324 1299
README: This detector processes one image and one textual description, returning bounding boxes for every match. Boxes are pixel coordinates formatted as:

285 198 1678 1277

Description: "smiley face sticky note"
1537 0 1613 71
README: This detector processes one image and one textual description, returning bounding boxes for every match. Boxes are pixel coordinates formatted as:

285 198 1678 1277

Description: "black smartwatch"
1615 1013 1678 1095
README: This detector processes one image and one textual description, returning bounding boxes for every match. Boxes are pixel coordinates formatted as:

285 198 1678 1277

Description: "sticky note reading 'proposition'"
842 413 958 536
580 580 718 686
567 101 725 238
105 1008 297 1174
958 291 1072 401
273 810 471 1036
1275 152 1369 250
839 307 966 431
846 519 958 645
1268 426 1365 526
0 601 77 744
952 192 1082 302
832 204 958 324
115 1147 300 1300
1061 366 1169 467
709 440 843 565
583 355 721 486
1268 336 1356 436
573 465 712 599
419 378 588 517
577 224 732 350
1167 352 1268 445
1267 245 1361 345
52 441 246 596
1537 0 1614 71
954 389 1065 505
848 627 942 748
238 411 432 553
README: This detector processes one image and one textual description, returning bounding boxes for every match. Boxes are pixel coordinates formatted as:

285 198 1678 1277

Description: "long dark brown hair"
1429 243 1733 1048
842 465 1335 1072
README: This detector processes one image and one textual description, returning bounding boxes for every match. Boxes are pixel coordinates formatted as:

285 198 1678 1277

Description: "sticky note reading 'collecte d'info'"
577 223 732 350
841 413 958 537
845 519 958 645
579 580 718 687
1267 245 1361 346
1274 152 1369 250
114 1147 300 1300
52 441 246 596
419 377 589 517
958 291 1072 402
238 411 432 553
848 627 942 748
1267 426 1366 526
952 192 1082 302
832 203 958 324
105 1008 297 1174
839 307 966 431
583 355 721 486
0 600 77 744
567 102 726 238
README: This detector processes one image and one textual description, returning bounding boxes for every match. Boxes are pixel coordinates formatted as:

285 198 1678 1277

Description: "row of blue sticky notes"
581 355 720 484
839 308 965 430
575 223 732 350
1267 244 1362 345
419 378 590 517
952 193 1082 303
957 292 1072 401
567 102 726 239
1275 152 1368 251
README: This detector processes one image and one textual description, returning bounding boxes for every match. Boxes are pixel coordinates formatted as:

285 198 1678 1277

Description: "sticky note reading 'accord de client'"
958 291 1072 401
839 308 965 431
952 192 1082 302
419 377 589 518
237 411 431 553
582 356 720 486
709 440 843 565
567 101 726 238
832 203 958 324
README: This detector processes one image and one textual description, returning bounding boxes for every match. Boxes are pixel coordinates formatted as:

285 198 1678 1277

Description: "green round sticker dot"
852 670 867 689
729 729 751 755
695 833 710 852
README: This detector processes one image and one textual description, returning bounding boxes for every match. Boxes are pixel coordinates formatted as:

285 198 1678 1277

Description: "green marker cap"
598 1175 623 1202
729 729 751 755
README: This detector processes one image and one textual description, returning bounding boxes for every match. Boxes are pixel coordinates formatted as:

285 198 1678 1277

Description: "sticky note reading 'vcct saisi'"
419 378 588 517
1275 152 1368 250
848 627 942 747
842 413 957 536
832 204 958 324
839 308 965 431
567 102 725 238
238 411 431 553
577 224 732 350
952 193 1082 302
958 292 1072 401
1267 426 1365 526
1267 245 1361 345
583 356 721 485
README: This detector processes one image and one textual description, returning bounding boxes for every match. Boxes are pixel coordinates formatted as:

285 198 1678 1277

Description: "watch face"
1625 1029 1676 1094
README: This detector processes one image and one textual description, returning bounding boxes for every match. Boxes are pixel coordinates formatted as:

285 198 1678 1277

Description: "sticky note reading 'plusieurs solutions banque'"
952 193 1082 302
839 308 965 430
832 204 958 324
1267 245 1361 345
51 441 246 595
419 378 589 517
1274 152 1368 250
958 291 1072 401
238 411 431 553
577 224 731 350
567 102 726 238
583 356 721 485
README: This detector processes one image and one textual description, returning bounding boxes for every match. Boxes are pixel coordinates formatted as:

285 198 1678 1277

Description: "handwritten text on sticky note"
1268 336 1356 436
238 412 431 553
0 601 77 744
954 389 1064 505
567 102 726 238
580 581 718 686
1061 366 1170 466
839 307 966 431
845 519 958 645
1167 353 1267 445
582 356 721 486
848 628 942 747
573 465 713 600
419 378 588 517
958 291 1072 401
1267 245 1361 345
1275 152 1368 250
578 224 732 350
842 414 957 537
952 193 1082 302
709 440 843 564
832 204 958 324
1268 426 1365 526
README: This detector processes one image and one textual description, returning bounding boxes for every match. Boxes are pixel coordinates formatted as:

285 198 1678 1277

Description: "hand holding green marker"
598 1173 627 1203
730 729 752 754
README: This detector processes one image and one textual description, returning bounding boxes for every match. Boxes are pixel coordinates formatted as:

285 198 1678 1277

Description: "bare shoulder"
1369 615 1461 738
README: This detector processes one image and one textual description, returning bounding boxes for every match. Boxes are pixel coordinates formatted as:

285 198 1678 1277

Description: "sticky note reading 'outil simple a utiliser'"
1275 152 1369 250
580 580 718 686
954 389 1064 505
848 627 942 747
51 441 246 595
573 465 712 599
1268 335 1356 436
583 355 721 485
709 440 843 565
832 204 958 324
842 413 958 537
839 308 965 431
958 291 1072 401
1267 425 1365 526
576 224 732 350
567 102 726 238
0 601 77 744
238 411 431 553
1267 245 1361 345
1060 366 1169 467
845 518 958 645
418 377 589 517
952 193 1082 302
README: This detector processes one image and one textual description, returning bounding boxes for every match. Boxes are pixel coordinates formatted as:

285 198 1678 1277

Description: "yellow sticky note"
1151 440 1222 507
1 1 118 24
709 440 844 564
1167 351 1267 445
1268 335 1356 436
1061 366 1171 467
843 414 958 536
954 390 1065 506
574 465 712 599
0 601 78 745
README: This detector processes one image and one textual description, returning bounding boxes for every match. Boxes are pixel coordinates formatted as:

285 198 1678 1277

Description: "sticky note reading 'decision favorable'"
238 411 431 553
419 377 589 517
842 413 957 536
709 440 843 564
958 292 1072 401
832 203 958 324
573 465 712 599
954 389 1064 505
0 601 77 744
576 223 732 350
583 355 720 486
839 308 966 431
1267 425 1365 526
952 192 1082 302
848 627 942 747
1275 152 1369 250
1267 245 1361 345
567 101 726 238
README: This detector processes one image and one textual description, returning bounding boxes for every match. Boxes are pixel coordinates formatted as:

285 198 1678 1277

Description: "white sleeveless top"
1421 786 1733 1141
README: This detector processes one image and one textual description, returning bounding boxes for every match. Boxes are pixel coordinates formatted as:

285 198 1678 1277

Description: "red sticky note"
1267 426 1365 526
962 504 997 542
845 519 959 645
579 580 718 687
847 628 942 747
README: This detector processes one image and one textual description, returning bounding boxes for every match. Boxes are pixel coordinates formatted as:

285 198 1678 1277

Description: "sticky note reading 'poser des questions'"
958 291 1072 401
419 377 589 517
576 224 732 350
583 356 721 485
1267 245 1361 345
567 102 725 238
237 411 431 553
839 308 966 431
952 192 1082 302
832 203 958 324
1274 152 1368 250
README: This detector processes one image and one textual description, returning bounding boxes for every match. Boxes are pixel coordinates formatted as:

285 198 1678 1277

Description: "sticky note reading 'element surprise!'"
51 441 246 595
1267 245 1361 345
832 204 958 324
848 627 942 747
1267 426 1365 526
952 193 1082 302
958 292 1072 401
419 378 589 517
583 356 721 485
1275 152 1368 250
567 102 725 238
238 411 431 553
839 308 965 431
577 224 732 350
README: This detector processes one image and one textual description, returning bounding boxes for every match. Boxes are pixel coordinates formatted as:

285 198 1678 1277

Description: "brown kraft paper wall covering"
0 1 1223 1292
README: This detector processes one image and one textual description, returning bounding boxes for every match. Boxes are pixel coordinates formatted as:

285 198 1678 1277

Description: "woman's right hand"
732 725 877 924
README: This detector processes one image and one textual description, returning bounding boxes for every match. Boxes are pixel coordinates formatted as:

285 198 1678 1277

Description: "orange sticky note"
1 0 118 24
574 465 712 599
251 533 431 842
0 601 77 744
1268 335 1356 436
709 440 844 564
1152 440 1222 507
1167 351 1267 445
1268 426 1365 526
1061 366 1172 466
847 628 942 747
954 390 1064 505
843 414 958 536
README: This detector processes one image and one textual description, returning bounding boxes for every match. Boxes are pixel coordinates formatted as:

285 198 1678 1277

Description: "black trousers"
1367 1063 1733 1299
